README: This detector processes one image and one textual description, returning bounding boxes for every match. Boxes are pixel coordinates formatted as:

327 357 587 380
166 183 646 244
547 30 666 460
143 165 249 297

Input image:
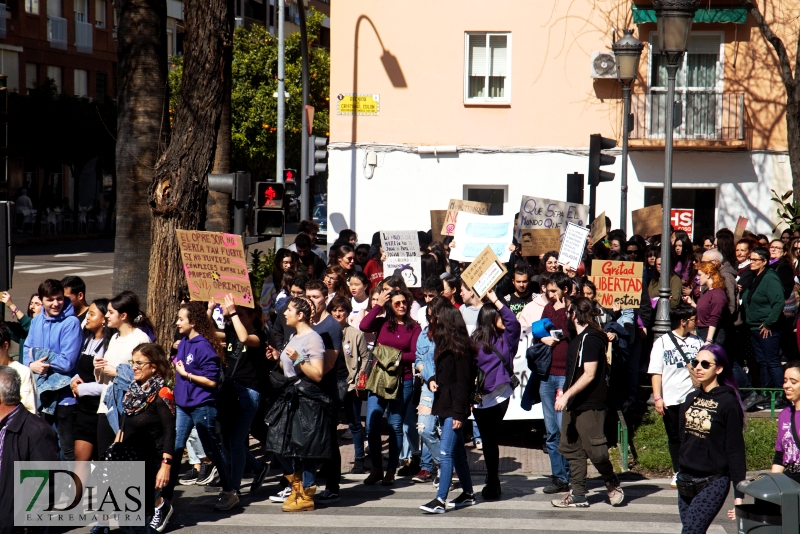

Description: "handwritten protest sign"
520 229 561 256
430 210 448 243
558 222 590 268
589 260 643 309
380 230 422 288
590 211 606 244
631 205 664 237
517 196 588 240
460 246 507 299
450 212 514 263
734 216 748 241
177 230 254 308
440 199 491 236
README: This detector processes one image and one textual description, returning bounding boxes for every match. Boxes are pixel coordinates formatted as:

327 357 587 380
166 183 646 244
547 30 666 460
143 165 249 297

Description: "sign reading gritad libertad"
589 260 643 309
177 230 254 308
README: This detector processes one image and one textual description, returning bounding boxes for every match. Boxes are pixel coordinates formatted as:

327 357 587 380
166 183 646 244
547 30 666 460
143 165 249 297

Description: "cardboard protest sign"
558 222 590 269
589 260 644 309
460 245 507 299
449 212 514 263
520 229 561 256
670 209 694 240
734 216 748 241
590 211 606 244
517 196 588 240
430 210 448 243
380 230 422 288
177 230 254 308
631 205 664 237
440 199 491 236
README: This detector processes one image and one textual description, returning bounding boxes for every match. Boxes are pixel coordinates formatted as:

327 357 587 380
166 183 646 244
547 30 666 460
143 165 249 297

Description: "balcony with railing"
75 18 92 53
48 15 67 49
630 92 750 150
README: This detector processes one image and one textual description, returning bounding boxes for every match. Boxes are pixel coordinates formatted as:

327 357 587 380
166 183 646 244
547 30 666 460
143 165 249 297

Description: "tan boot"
282 484 316 512
281 473 302 507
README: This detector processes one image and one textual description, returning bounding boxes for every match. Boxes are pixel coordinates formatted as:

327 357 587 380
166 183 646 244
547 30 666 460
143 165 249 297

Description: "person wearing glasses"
624 240 641 261
330 244 360 276
767 240 795 298
788 238 800 277
360 287 422 486
648 305 704 489
354 244 371 271
322 266 349 304
741 247 787 391
677 344 745 532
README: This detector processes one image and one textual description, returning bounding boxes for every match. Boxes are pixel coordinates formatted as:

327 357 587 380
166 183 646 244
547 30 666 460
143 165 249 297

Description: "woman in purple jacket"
470 289 521 499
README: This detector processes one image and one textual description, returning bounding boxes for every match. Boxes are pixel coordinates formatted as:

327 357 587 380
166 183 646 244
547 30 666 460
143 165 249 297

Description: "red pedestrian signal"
255 182 285 209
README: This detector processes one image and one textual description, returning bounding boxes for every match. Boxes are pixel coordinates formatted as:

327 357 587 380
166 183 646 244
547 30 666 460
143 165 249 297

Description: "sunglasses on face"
691 359 715 370
626 249 638 254
392 300 407 308
750 257 765 262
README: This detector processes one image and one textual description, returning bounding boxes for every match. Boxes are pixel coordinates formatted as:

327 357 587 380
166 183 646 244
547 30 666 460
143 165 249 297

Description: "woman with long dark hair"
260 248 299 320
772 360 800 484
673 231 693 283
419 305 476 514
677 344 745 532
330 244 359 275
420 253 440 281
360 287 422 486
470 289 521 500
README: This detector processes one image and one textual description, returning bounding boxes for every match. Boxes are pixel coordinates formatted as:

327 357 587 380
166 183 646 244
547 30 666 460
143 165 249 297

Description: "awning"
632 5 748 24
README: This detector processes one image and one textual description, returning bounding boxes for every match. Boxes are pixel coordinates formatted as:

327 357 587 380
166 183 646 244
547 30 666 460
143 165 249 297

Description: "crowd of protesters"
1 216 799 534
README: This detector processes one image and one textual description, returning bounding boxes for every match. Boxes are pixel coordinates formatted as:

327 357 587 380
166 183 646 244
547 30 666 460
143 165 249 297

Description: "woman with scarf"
119 343 175 533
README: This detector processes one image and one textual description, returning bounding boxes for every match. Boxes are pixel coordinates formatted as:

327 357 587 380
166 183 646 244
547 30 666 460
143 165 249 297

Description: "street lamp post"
652 0 698 337
612 30 643 234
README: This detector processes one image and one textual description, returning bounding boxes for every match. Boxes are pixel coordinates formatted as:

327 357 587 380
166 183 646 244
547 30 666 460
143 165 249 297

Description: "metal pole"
299 2 310 222
652 56 682 338
274 0 286 249
620 81 632 233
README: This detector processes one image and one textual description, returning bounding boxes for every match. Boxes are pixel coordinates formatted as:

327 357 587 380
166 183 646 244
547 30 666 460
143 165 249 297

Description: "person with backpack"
552 297 624 509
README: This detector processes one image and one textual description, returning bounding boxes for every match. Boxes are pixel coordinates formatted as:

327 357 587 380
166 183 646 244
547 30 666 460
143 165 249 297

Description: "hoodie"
22 299 81 406
474 305 521 394
173 335 222 408
518 294 549 330
678 385 746 499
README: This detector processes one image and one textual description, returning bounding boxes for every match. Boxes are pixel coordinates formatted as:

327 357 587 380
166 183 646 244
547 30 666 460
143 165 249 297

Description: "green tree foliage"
168 9 330 178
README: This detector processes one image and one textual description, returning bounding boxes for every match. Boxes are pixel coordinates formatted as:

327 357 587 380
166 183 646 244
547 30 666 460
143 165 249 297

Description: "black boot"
481 476 502 500
542 476 570 494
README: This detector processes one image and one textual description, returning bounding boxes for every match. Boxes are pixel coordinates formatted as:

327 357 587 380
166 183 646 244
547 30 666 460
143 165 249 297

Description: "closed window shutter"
469 34 487 77
688 35 720 55
489 35 507 77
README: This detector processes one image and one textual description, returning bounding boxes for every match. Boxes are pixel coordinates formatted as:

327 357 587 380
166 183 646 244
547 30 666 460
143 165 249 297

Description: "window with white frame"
25 0 39 14
464 32 511 104
74 69 87 96
95 0 105 27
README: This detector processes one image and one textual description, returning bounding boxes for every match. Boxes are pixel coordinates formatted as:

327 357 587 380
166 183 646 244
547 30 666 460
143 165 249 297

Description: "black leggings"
662 405 681 473
472 398 509 481
678 476 730 534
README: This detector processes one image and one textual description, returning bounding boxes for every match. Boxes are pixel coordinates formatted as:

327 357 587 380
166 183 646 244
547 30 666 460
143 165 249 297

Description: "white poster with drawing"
380 230 422 287
449 212 514 263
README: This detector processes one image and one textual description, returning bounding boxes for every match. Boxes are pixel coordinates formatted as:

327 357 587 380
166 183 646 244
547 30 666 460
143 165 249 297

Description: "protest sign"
460 245 507 299
590 211 606 244
380 230 422 288
520 229 561 256
631 205 664 237
734 216 748 241
589 260 643 309
177 230 254 308
440 199 491 236
517 196 588 240
670 209 695 240
558 222 590 268
449 212 514 263
430 210 447 243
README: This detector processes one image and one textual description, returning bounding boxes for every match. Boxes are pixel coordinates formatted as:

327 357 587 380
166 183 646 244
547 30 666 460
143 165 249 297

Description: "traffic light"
253 181 285 237
0 75 7 182
588 133 616 187
308 135 328 176
282 168 297 196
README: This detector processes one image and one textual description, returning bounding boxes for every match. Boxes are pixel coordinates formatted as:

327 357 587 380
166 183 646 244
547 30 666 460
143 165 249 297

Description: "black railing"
631 91 747 141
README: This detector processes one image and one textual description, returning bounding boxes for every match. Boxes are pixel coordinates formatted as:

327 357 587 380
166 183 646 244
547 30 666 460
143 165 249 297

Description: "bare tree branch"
741 1 796 97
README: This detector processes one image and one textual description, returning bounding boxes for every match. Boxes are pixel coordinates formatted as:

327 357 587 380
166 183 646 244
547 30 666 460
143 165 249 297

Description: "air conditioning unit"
590 51 617 79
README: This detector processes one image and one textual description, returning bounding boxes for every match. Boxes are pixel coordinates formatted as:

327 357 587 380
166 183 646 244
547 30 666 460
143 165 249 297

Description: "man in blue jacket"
23 279 81 460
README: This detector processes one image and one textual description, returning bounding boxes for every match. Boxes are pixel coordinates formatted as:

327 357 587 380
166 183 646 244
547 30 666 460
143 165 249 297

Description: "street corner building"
326 0 793 242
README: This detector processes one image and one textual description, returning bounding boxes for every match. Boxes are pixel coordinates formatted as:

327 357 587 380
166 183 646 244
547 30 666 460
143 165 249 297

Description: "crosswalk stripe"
66 269 114 277
176 513 727 533
17 266 86 274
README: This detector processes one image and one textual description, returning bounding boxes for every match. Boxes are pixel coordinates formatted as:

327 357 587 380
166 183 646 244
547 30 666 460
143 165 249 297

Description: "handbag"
469 363 486 405
675 472 722 499
490 346 520 389
102 420 139 461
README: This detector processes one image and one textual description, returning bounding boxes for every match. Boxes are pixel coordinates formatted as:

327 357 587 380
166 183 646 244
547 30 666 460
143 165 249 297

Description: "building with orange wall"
327 0 795 242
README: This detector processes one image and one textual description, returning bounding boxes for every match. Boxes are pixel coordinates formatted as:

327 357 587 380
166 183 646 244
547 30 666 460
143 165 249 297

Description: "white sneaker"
269 486 293 503
670 473 678 489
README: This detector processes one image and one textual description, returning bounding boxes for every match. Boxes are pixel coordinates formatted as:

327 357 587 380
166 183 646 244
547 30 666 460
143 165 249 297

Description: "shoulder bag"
490 346 520 389
102 418 139 461
469 362 486 405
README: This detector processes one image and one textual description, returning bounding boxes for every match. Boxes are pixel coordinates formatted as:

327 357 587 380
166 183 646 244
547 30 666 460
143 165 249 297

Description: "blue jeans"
292 458 317 488
472 420 481 442
401 379 419 460
750 329 784 388
220 382 262 491
367 379 412 471
417 412 440 471
172 404 231 495
539 374 569 483
435 418 473 502
344 389 365 460
186 428 205 465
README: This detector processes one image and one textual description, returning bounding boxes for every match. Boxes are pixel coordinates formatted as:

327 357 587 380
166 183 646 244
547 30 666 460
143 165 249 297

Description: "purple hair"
700 343 745 425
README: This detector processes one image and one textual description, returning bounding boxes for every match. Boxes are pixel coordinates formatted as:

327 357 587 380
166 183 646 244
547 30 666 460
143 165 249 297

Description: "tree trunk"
204 0 234 233
147 0 231 344
113 0 168 306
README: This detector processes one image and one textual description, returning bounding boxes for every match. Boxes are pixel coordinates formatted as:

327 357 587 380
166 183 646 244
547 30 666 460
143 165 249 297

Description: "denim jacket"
32 347 74 415
414 328 436 409
102 363 134 434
